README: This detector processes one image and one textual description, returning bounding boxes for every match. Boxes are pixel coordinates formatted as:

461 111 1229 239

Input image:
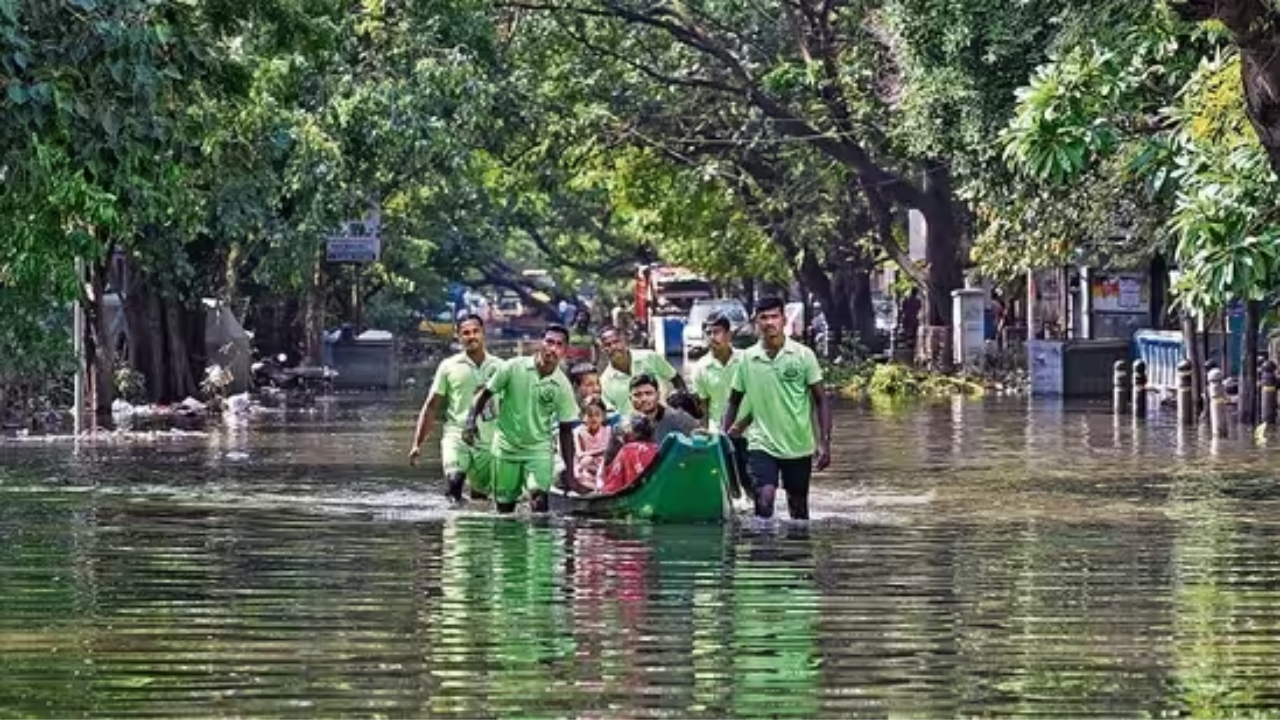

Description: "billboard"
326 217 381 263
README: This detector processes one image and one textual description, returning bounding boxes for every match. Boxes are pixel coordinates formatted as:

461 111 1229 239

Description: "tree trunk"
830 261 876 352
87 260 114 413
1241 299 1262 424
305 253 326 365
225 240 242 309
1182 312 1206 417
850 269 876 351
124 266 202 403
919 160 964 326
1219 312 1230 375
798 255 841 330
124 279 159 398
1149 254 1168 328
163 299 198 401
145 289 167 397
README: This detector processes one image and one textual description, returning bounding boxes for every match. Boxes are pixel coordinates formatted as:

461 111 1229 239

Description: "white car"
682 299 751 363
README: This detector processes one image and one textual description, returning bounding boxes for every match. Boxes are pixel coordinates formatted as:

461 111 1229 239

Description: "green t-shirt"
485 356 579 461
730 339 823 459
599 349 678 412
428 351 502 442
692 348 743 429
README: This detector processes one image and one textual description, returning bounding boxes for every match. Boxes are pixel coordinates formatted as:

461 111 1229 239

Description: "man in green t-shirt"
408 314 501 503
721 296 832 520
691 311 752 500
597 325 687 413
463 324 579 514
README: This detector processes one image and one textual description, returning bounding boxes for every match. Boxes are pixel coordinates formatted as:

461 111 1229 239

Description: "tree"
996 3 1280 423
507 0 1087 327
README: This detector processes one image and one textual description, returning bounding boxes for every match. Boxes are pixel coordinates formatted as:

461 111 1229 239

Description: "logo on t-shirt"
780 358 803 383
537 383 558 408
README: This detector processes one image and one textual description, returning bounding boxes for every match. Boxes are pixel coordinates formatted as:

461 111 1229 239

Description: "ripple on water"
3 394 1280 717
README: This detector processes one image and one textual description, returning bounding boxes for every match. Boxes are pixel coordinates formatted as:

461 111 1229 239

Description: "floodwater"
4 394 1280 718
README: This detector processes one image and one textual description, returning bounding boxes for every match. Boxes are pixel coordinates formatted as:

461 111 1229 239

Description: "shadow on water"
4 392 1280 717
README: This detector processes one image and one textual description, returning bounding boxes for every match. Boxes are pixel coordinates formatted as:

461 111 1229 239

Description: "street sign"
326 218 381 263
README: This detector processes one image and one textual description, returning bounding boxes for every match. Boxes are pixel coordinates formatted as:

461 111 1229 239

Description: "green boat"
549 432 741 523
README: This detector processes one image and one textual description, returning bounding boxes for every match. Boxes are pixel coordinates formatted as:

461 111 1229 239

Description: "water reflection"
4 394 1280 716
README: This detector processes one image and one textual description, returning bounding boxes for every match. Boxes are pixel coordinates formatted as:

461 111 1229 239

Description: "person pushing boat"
463 324 580 514
408 314 501 503
596 325 687 413
721 296 832 520
691 311 752 500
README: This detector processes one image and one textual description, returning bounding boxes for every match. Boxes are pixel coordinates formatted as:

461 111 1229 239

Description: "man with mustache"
464 324 580 514
721 296 833 520
408 314 500 503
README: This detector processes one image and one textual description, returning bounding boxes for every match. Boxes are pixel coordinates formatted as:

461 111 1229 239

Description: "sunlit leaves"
1168 62 1280 314
993 3 1280 312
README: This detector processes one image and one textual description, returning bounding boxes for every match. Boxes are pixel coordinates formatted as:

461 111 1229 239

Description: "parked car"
682 299 753 362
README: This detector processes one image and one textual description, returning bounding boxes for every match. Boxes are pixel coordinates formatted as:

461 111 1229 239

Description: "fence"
1132 328 1263 391
1132 331 1183 392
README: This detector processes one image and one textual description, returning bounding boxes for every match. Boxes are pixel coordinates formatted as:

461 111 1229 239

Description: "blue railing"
1133 326 1266 390
1132 330 1183 391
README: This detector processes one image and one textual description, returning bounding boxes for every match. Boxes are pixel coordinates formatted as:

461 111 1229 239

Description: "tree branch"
551 14 746 95
477 259 571 320
520 221 638 276
1171 0 1277 48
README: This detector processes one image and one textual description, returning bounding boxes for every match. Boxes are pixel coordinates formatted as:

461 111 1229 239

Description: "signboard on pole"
326 217 381 263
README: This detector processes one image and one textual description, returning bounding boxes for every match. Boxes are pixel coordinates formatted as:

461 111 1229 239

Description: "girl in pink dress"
573 397 612 492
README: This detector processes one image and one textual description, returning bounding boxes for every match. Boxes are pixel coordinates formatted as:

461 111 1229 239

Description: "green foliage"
837 361 988 398
884 0 1079 181
14 0 1280 401
868 363 923 396
1166 53 1280 313
986 0 1280 313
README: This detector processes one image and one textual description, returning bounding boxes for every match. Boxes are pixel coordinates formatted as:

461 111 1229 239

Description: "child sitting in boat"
599 414 659 495
572 397 612 492
570 363 603 401
569 363 621 427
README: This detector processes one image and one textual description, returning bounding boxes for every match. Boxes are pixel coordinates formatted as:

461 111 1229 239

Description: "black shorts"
747 451 812 496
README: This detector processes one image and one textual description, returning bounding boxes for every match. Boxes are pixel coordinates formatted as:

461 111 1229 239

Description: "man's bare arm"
810 385 832 446
463 388 494 441
409 394 444 464
558 421 576 479
412 395 443 447
810 384 832 470
720 389 744 434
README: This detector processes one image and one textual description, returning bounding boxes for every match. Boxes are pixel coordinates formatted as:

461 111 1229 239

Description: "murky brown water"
4 393 1280 717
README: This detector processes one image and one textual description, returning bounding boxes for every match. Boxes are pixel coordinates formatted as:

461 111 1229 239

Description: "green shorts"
491 456 554 504
440 434 493 493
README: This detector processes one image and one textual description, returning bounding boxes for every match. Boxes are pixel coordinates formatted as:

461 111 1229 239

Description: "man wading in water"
597 325 687 413
408 314 500 503
721 296 832 520
691 311 752 500
463 324 579 513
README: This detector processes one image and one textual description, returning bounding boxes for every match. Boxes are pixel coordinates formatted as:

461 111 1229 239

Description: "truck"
634 264 716 356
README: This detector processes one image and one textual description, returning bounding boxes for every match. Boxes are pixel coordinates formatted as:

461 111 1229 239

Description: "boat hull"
550 433 737 523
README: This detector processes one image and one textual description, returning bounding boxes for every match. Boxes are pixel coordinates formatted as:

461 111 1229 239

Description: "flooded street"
4 394 1280 717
